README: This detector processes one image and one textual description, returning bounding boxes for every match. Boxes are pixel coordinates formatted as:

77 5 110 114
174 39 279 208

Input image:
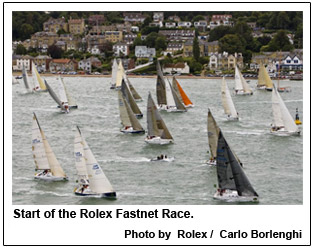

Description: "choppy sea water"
12 76 303 205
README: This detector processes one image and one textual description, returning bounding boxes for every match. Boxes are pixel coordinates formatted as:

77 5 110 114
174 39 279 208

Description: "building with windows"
105 31 123 43
163 62 190 74
43 17 68 33
123 13 146 23
68 18 85 34
49 59 78 72
88 15 105 26
113 42 129 56
209 14 233 29
135 46 156 58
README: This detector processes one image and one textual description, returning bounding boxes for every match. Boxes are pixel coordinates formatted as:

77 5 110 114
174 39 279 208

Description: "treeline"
13 11 302 41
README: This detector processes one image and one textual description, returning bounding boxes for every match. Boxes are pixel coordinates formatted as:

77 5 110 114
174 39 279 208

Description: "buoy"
295 108 302 125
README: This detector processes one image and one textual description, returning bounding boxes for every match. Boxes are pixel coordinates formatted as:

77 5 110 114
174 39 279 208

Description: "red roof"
52 59 71 64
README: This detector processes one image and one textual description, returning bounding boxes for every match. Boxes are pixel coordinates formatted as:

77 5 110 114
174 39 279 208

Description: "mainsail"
74 127 88 184
207 109 220 160
22 65 30 90
257 64 273 89
76 127 115 194
118 90 144 132
235 65 252 94
32 113 67 177
272 84 299 132
32 62 46 91
125 75 142 101
115 60 124 89
216 130 258 197
221 77 238 118
111 58 118 87
45 81 66 112
156 61 166 106
59 77 77 107
147 92 173 140
172 77 193 107
165 79 186 111
121 80 143 117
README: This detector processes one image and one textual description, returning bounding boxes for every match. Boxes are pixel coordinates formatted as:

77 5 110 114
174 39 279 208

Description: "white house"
149 21 163 28
131 26 139 32
280 55 303 70
135 46 156 58
209 54 218 69
113 42 129 57
12 55 33 71
178 22 192 28
78 58 92 73
153 12 164 22
89 45 101 55
163 62 190 74
194 20 208 31
165 22 176 28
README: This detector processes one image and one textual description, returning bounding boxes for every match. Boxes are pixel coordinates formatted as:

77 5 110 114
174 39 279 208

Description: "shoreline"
12 72 302 81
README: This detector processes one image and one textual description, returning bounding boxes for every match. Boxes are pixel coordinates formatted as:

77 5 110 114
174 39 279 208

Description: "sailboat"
118 90 145 134
206 109 220 166
32 113 68 181
45 80 69 113
156 61 167 110
115 60 124 90
234 65 253 95
110 58 118 89
32 62 47 92
172 76 194 108
270 84 300 136
121 79 143 118
74 126 116 198
125 75 143 102
221 77 239 121
257 64 273 91
214 130 259 202
164 79 187 112
145 92 174 145
57 76 78 109
22 64 31 92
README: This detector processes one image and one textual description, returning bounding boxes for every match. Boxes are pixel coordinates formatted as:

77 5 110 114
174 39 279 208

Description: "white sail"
32 113 67 178
58 76 69 106
272 85 299 133
115 60 124 89
61 77 77 107
32 114 50 170
165 80 176 107
22 65 31 90
111 58 118 87
80 129 115 194
234 66 244 91
74 127 89 184
32 62 47 91
221 77 238 118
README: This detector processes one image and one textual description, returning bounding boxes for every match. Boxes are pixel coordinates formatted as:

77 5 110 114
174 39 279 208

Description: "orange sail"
176 80 193 107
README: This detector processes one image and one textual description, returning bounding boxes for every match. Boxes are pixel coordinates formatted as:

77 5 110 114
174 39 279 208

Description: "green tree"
155 36 167 51
192 15 204 22
57 29 68 36
277 11 290 29
265 30 294 51
19 23 34 40
294 23 303 48
15 44 27 55
143 16 152 27
208 25 234 42
47 44 63 58
219 34 244 54
145 32 158 48
193 36 200 61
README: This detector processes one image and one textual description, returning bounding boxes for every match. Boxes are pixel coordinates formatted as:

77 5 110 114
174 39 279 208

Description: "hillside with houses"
12 11 303 78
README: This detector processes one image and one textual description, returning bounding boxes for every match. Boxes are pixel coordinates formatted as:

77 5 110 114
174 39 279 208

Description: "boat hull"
205 160 216 166
213 190 259 203
74 190 117 199
226 116 239 121
235 90 253 95
270 130 301 136
121 128 145 134
34 173 68 181
150 157 174 162
135 114 143 119
145 137 173 145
